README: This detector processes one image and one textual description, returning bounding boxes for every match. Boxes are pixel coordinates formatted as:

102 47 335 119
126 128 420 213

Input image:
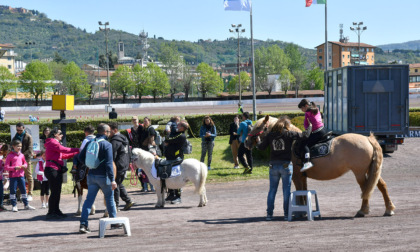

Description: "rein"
248 130 264 138
129 162 138 186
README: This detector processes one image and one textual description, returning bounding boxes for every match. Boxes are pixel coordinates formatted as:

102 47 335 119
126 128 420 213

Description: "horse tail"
362 133 383 200
196 162 207 195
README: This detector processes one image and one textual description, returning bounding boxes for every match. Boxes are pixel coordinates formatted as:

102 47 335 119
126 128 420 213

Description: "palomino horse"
74 162 117 216
132 148 208 208
245 115 395 217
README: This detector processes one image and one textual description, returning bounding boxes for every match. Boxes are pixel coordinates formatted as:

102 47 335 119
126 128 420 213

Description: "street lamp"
350 22 367 65
25 41 35 62
99 21 111 110
229 24 245 106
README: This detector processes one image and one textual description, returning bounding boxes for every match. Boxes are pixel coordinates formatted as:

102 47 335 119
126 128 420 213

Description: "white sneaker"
25 205 36 210
27 195 33 202
12 206 18 212
46 203 49 208
234 165 240 169
300 162 314 172
42 203 46 209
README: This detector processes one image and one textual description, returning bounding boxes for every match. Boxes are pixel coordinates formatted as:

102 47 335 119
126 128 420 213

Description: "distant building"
0 43 16 74
316 41 376 69
82 64 114 86
409 63 420 89
221 58 253 74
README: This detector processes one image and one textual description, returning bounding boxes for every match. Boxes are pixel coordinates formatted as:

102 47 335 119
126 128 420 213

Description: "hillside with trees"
0 8 316 67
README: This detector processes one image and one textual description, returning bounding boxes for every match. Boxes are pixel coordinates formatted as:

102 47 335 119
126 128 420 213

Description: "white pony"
132 148 208 208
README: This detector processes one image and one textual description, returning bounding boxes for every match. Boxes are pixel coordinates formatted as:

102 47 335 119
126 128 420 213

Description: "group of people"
0 98 324 228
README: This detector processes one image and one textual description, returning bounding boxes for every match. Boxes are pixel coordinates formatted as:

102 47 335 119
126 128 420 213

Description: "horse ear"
263 115 269 124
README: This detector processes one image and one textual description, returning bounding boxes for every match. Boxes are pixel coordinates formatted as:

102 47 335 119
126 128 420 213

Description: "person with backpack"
44 128 79 219
108 122 134 211
237 112 253 174
199 116 217 170
71 125 95 175
164 120 189 204
78 123 118 234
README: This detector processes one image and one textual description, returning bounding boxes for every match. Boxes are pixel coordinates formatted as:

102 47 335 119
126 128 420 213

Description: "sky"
2 0 419 49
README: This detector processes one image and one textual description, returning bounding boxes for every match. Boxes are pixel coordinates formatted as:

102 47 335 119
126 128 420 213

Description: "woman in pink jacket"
5 139 36 212
44 128 79 219
298 99 326 172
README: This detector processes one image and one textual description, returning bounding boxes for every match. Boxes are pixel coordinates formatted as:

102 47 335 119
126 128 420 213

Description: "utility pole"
99 21 111 111
230 24 245 106
350 22 367 65
25 41 35 62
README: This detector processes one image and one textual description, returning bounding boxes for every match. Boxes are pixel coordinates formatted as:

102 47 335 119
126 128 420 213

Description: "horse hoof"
354 211 365 218
384 210 394 216
198 203 203 207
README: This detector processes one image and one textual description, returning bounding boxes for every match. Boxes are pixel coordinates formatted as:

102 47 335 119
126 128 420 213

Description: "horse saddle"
295 131 335 160
156 157 183 179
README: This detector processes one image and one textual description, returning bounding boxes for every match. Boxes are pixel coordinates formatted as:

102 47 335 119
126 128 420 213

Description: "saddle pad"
151 161 181 180
310 139 333 159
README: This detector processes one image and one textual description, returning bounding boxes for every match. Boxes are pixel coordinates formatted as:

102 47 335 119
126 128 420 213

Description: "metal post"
324 0 328 71
237 32 241 105
250 6 257 121
99 21 111 109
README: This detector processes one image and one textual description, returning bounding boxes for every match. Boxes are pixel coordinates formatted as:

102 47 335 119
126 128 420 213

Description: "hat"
131 116 138 120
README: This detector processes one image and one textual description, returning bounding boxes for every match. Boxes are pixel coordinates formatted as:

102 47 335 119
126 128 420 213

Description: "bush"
409 112 420 126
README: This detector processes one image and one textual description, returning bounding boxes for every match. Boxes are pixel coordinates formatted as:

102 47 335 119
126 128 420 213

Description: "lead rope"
129 163 138 186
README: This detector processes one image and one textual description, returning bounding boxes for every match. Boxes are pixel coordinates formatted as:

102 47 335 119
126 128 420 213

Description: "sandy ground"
1 138 420 251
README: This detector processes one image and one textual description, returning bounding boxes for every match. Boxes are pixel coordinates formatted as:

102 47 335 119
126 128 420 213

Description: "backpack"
154 129 163 146
183 139 192 154
85 138 105 169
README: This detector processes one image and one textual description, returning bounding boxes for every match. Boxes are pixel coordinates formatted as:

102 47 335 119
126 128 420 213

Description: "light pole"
350 22 367 65
25 41 35 62
99 21 111 109
229 24 245 106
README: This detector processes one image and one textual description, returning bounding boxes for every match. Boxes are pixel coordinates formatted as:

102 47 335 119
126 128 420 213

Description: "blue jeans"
80 174 116 227
9 177 29 207
267 162 293 216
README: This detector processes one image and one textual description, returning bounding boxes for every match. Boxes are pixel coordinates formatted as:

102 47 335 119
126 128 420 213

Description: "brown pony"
74 162 117 216
245 115 395 217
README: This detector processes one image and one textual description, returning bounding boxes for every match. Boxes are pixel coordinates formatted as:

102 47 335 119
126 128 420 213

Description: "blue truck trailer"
324 65 409 153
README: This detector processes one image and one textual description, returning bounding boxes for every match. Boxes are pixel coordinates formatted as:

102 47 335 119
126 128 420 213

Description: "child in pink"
298 99 326 172
35 151 49 208
5 139 36 212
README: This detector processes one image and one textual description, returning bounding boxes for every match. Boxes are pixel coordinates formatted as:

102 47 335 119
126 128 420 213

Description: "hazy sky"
2 0 419 49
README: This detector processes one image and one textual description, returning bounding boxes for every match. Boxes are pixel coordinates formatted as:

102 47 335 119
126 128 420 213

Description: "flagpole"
250 2 257 121
325 0 328 71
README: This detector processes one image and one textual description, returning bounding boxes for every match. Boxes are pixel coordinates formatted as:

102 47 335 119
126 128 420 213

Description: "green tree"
63 61 89 97
227 71 250 95
145 63 169 103
0 66 17 102
292 69 306 98
180 62 195 101
20 61 54 106
285 43 306 74
303 63 324 90
110 65 134 103
279 68 295 96
255 45 289 93
196 62 223 100
132 64 150 103
159 43 182 101
53 52 67 64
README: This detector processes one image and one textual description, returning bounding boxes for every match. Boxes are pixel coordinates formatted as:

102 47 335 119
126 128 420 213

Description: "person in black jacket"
256 117 311 221
108 122 134 211
164 120 189 204
109 108 118 119
229 115 240 169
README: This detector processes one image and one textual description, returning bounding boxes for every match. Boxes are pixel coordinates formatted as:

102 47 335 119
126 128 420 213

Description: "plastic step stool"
99 217 131 238
288 190 321 221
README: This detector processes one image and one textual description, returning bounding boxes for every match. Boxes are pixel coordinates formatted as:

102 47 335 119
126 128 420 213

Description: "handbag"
47 160 68 173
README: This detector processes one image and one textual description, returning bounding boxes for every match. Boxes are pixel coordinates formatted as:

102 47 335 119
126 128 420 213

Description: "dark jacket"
164 131 186 160
109 111 118 119
109 132 130 173
257 126 311 164
78 134 114 182
137 125 156 150
199 125 217 142
229 122 239 144
13 132 33 160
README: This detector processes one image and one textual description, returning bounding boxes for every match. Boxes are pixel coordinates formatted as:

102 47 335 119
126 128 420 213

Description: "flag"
306 0 326 7
224 0 251 11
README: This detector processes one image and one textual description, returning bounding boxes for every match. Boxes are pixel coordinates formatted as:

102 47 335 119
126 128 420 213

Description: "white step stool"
99 217 131 238
288 190 321 221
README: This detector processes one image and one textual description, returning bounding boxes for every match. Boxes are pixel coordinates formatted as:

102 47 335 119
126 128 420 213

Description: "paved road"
0 138 419 251
4 96 420 120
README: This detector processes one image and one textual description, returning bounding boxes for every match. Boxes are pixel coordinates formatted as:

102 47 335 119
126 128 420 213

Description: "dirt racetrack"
1 138 420 251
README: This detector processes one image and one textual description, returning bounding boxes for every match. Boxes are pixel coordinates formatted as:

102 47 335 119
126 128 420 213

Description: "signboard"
52 95 74 111
396 129 420 138
10 125 41 152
